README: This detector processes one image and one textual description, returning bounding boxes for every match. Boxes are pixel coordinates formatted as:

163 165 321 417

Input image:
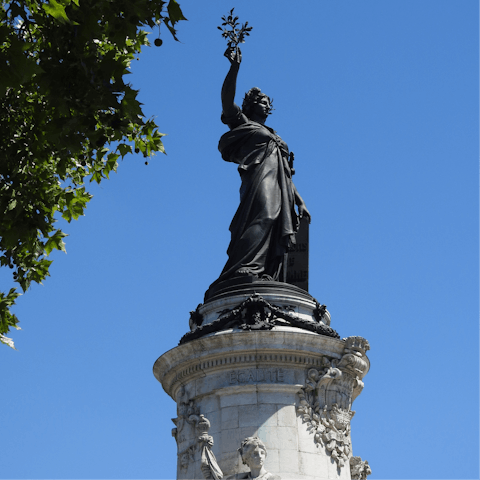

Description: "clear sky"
1 1 478 479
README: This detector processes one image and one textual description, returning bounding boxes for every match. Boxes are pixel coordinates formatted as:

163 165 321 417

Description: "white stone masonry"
154 327 370 480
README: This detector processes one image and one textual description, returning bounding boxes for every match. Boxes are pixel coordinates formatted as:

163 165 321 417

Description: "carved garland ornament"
296 336 370 470
180 294 339 344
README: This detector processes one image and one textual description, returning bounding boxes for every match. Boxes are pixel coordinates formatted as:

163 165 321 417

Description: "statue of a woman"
214 47 310 285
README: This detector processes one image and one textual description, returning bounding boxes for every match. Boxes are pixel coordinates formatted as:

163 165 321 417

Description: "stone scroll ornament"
296 336 370 470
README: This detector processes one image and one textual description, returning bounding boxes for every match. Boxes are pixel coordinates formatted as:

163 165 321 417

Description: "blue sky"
1 1 478 479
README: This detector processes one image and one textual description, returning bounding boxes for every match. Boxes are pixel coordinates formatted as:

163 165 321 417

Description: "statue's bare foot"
260 274 274 281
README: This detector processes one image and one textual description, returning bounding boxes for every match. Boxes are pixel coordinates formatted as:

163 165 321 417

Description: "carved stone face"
244 446 266 469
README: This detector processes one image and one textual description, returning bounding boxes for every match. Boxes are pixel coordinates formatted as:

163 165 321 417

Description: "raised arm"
221 47 242 118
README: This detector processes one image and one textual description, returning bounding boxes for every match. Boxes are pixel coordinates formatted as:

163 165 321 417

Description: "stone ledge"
154 331 345 399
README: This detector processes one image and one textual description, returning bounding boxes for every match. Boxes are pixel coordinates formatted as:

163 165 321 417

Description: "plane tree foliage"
0 0 186 348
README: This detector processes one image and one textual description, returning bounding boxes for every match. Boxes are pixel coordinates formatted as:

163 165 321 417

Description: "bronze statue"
213 44 311 285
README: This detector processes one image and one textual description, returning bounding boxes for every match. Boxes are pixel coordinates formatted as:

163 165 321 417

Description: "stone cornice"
154 330 346 399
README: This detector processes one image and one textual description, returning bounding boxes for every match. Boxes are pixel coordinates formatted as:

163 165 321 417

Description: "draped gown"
214 105 298 284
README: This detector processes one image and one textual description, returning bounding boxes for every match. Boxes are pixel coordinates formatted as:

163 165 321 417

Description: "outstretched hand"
224 46 242 66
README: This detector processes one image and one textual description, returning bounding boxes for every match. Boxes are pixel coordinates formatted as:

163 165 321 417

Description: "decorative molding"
350 456 372 480
167 351 335 394
296 336 370 469
215 383 301 396
180 294 339 344
154 330 347 400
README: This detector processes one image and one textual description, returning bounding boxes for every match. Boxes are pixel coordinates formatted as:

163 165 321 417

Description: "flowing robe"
215 105 298 283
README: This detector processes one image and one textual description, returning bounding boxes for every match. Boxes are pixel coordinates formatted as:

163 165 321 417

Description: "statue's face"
252 97 271 118
245 446 266 469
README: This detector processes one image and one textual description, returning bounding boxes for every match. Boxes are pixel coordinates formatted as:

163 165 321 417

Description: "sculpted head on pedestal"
239 436 267 469
237 437 280 480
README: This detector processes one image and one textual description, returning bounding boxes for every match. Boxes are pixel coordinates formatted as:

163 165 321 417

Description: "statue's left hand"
298 204 311 223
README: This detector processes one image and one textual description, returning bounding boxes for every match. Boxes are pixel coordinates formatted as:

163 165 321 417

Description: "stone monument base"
154 322 370 480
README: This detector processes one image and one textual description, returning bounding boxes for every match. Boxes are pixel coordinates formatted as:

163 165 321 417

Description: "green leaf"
44 230 68 255
91 170 103 184
164 19 179 42
104 152 119 177
121 86 144 120
117 144 133 157
157 140 166 154
7 199 17 211
42 0 71 24
167 0 187 23
0 289 21 348
0 289 21 309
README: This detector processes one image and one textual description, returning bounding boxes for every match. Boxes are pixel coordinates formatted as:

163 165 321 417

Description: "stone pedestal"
153 282 371 480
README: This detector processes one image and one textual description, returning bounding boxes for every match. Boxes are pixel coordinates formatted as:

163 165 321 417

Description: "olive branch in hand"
217 8 252 49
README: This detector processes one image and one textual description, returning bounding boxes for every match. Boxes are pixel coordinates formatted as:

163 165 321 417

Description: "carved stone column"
154 283 371 480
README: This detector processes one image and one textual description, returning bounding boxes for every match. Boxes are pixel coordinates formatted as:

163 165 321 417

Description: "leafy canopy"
0 0 186 348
